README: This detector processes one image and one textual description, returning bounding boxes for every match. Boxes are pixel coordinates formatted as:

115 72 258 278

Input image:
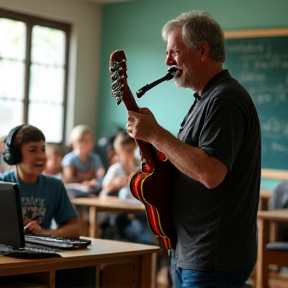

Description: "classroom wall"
1 0 288 189
97 0 288 140
0 0 102 144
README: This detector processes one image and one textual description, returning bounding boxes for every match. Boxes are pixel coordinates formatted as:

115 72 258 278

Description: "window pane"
0 59 25 100
31 25 65 66
28 102 63 143
29 64 65 103
0 100 24 136
0 18 26 60
0 11 69 145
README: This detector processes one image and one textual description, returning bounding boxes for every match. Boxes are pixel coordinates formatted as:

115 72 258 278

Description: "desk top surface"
73 191 271 209
258 209 288 221
0 238 160 269
71 196 145 212
61 237 159 258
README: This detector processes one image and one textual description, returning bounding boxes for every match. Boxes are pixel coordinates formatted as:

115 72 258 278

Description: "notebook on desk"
0 182 91 259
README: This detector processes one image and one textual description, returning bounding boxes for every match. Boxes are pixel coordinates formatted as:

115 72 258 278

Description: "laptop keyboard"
0 243 61 259
24 235 91 249
0 236 91 259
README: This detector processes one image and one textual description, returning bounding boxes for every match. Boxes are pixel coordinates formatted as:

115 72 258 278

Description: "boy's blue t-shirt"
62 151 103 176
0 170 78 229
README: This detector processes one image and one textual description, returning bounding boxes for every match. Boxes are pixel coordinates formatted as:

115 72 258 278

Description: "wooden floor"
268 270 288 288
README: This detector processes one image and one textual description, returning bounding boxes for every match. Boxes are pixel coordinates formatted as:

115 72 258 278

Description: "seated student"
100 131 156 244
270 181 288 241
0 124 80 238
94 135 118 171
0 135 10 174
0 136 5 174
43 143 64 179
62 125 105 193
0 136 5 153
100 131 140 198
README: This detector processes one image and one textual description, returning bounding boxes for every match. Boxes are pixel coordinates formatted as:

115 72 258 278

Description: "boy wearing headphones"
0 124 80 238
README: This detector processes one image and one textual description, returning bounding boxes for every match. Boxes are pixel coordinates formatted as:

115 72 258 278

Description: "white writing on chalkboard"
226 43 264 53
271 141 288 153
254 56 288 69
225 35 288 169
248 84 288 106
239 72 266 82
261 117 288 138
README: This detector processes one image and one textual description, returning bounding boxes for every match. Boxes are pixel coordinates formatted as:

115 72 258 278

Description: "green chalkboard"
223 29 288 170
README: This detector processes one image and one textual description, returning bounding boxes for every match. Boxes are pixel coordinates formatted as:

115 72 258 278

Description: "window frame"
0 8 70 145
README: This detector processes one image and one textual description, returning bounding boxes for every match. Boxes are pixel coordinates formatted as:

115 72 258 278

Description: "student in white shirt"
100 131 155 244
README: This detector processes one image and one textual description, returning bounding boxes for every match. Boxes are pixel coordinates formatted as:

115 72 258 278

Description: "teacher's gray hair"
162 10 226 63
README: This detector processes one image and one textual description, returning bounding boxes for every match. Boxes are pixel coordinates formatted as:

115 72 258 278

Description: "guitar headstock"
109 50 128 105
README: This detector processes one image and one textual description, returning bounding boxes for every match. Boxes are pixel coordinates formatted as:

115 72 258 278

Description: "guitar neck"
123 86 156 167
122 85 139 112
109 50 157 168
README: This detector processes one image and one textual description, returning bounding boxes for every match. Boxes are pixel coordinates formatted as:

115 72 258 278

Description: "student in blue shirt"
0 124 80 238
62 124 105 192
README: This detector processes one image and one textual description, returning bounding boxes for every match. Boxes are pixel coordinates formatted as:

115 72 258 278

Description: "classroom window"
0 9 70 143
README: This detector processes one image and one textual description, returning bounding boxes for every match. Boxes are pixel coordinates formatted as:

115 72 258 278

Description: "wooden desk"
0 237 160 288
71 196 145 238
256 209 288 288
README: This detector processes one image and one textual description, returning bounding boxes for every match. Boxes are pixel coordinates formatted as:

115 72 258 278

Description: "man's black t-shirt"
172 69 261 271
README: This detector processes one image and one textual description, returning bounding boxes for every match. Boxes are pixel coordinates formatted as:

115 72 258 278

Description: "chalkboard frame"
224 28 288 180
224 28 288 39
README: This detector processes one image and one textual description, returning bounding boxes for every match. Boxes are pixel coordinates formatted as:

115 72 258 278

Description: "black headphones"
3 124 25 165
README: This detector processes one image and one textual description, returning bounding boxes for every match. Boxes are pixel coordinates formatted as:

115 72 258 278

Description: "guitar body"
130 145 177 249
109 50 177 249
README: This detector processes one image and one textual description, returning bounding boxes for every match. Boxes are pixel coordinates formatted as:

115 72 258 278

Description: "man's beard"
174 66 192 88
175 75 189 88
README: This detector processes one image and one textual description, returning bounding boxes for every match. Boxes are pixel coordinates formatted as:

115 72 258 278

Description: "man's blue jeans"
170 250 254 288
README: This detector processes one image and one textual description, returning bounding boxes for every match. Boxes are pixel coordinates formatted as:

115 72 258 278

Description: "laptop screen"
0 182 25 248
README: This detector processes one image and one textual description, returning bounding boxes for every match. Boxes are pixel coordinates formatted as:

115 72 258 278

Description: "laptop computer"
0 182 91 259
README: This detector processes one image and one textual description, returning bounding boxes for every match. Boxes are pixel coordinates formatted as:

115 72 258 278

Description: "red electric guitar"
109 50 177 249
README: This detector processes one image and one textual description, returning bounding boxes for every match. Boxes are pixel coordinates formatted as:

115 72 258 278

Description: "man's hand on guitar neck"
126 108 162 145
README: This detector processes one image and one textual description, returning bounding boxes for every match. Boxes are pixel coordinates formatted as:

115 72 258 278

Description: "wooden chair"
266 241 288 267
256 210 288 288
265 182 288 278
